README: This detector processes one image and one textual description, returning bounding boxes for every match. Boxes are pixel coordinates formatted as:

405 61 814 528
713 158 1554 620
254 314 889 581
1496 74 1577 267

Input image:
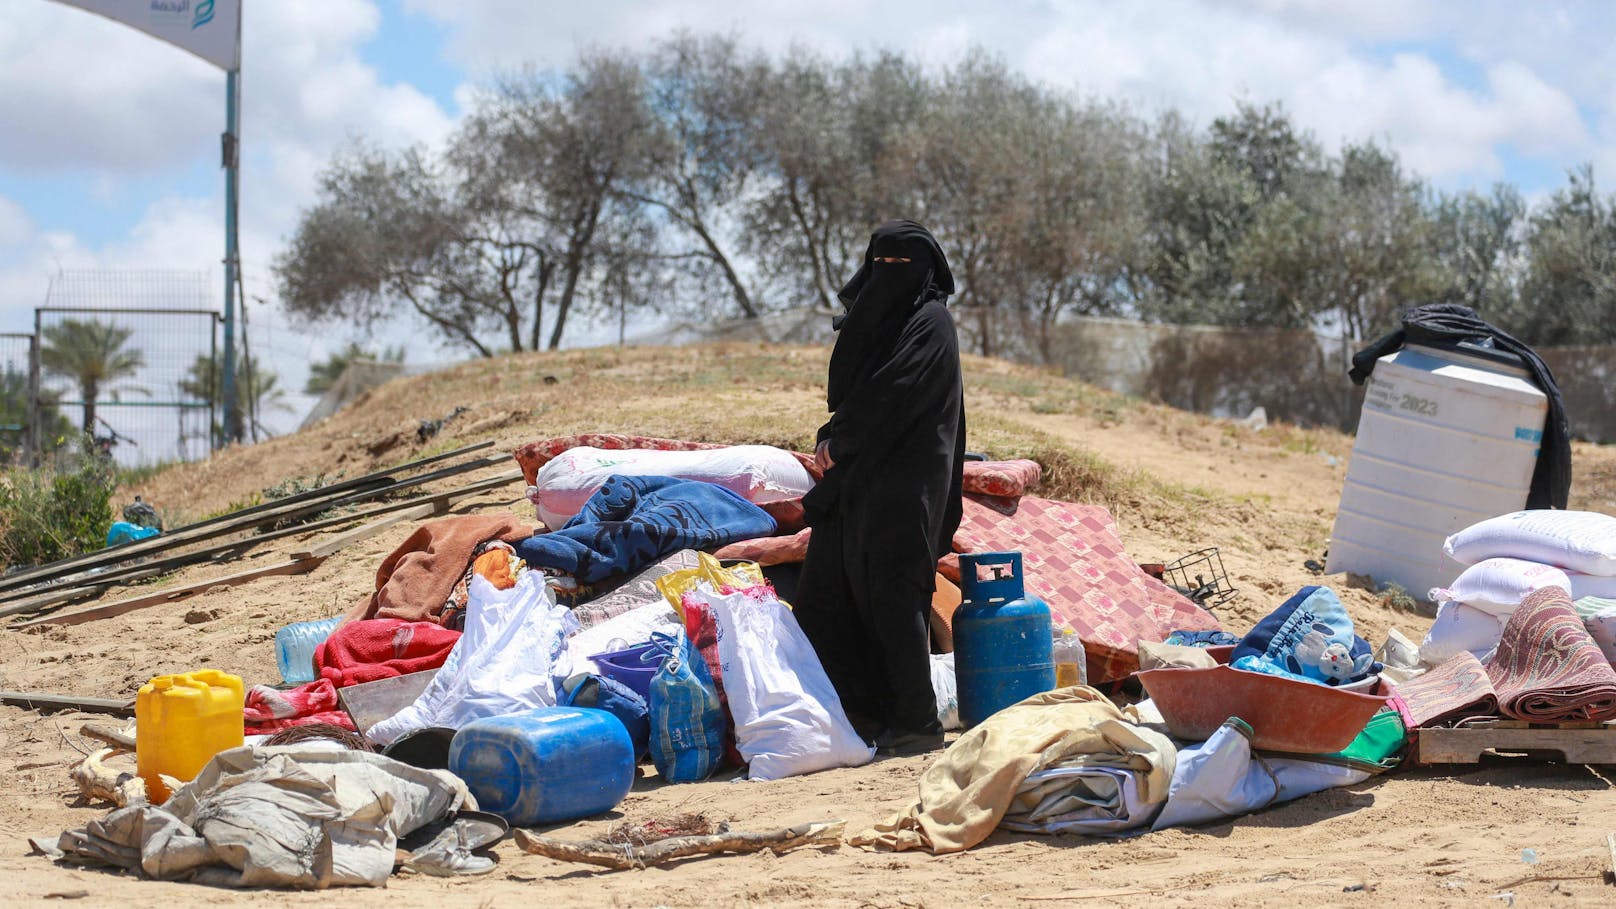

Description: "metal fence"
24 271 221 466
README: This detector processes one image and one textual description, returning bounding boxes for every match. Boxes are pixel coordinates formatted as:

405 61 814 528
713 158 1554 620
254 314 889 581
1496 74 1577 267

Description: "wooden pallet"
1418 720 1616 765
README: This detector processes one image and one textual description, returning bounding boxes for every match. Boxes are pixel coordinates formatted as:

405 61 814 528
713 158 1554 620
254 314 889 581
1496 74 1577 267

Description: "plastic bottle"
1053 628 1087 688
274 616 342 684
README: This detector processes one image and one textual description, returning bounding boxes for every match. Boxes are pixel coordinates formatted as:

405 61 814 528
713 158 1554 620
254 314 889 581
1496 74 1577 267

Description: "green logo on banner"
193 0 215 29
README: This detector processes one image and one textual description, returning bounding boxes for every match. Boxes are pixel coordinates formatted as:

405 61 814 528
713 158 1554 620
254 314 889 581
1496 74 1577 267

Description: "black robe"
796 221 966 736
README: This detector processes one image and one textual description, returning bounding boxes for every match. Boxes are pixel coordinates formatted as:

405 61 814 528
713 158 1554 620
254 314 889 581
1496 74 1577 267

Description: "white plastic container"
1327 342 1548 599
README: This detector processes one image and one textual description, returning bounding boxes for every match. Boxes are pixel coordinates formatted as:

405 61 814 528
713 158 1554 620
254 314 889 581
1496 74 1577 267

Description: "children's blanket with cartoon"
1230 586 1379 686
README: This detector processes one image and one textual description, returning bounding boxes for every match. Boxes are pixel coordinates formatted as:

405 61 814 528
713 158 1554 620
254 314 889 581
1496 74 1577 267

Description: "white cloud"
0 194 30 247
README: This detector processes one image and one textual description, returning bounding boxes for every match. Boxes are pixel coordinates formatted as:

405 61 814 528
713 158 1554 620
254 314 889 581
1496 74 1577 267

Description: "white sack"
932 652 961 731
1429 557 1572 617
529 445 814 528
368 572 576 745
1419 600 1504 665
1445 510 1616 576
695 584 874 780
1570 572 1616 601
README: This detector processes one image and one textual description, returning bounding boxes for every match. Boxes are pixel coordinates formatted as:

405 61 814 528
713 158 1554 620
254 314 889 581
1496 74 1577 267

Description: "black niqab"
826 220 956 412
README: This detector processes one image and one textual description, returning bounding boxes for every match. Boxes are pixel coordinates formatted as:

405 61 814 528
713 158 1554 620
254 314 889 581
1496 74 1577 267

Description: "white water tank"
1327 341 1549 598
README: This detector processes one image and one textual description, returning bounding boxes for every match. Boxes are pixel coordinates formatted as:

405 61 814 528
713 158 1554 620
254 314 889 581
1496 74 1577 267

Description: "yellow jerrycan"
136 669 245 802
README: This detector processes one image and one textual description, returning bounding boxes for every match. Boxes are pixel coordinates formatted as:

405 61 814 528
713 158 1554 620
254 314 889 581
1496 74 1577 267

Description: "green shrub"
0 459 117 568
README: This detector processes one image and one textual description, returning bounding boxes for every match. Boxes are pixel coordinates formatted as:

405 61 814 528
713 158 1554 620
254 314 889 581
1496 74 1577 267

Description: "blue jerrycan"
954 551 1055 727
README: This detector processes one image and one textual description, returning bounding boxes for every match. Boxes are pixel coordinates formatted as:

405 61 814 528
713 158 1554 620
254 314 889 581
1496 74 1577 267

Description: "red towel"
315 618 461 688
244 679 355 734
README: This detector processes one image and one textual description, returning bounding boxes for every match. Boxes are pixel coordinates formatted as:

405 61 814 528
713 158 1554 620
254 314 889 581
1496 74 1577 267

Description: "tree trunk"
550 197 605 351
530 258 553 352
81 380 97 436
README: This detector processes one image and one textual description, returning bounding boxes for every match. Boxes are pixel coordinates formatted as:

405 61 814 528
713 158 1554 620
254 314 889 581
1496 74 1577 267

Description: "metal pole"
25 326 40 467
220 64 241 446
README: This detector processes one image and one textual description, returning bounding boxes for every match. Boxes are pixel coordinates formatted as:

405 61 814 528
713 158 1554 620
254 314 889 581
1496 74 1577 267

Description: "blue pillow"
564 673 650 759
1231 586 1377 685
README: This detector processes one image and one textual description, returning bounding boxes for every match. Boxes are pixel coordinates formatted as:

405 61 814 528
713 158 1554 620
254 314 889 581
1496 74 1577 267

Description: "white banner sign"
52 0 239 71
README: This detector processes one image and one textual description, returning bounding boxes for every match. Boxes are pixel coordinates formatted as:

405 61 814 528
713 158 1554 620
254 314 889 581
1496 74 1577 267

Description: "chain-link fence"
0 332 37 463
31 271 220 466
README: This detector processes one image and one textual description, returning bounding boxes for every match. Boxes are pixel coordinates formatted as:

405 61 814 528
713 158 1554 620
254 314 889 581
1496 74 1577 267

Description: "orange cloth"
344 514 535 625
472 546 519 589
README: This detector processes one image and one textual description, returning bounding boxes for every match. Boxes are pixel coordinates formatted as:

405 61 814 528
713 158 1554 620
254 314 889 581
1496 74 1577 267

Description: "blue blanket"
514 475 776 584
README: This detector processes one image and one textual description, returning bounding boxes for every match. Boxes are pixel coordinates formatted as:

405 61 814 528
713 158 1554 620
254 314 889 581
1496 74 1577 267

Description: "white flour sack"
1428 558 1572 618
528 445 814 528
1444 510 1616 576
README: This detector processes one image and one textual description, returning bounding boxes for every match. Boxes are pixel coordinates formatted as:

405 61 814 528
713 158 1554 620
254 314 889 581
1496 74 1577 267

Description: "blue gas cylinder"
954 551 1055 727
448 706 634 826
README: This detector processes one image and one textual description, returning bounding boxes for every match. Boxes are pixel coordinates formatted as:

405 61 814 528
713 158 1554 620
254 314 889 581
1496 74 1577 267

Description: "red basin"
1138 665 1389 753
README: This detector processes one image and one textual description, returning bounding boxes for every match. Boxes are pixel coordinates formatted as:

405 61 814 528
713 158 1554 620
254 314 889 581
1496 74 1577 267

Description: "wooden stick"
0 448 506 594
16 556 325 628
80 723 136 751
513 820 844 871
288 498 457 561
3 469 523 604
0 691 134 716
1606 832 1615 885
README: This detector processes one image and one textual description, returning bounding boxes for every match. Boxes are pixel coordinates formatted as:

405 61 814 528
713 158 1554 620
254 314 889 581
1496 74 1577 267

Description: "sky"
2 0 1614 450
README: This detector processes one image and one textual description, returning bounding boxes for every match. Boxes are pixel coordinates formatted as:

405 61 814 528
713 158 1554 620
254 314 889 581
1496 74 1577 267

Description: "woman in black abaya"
796 220 965 756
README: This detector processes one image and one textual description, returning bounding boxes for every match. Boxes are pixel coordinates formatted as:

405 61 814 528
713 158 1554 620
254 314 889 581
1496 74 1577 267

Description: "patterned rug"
1488 586 1616 722
1389 652 1498 728
938 497 1221 683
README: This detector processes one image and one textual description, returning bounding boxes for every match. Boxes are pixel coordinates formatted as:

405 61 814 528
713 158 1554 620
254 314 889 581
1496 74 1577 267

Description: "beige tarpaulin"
56 745 470 888
850 687 1175 853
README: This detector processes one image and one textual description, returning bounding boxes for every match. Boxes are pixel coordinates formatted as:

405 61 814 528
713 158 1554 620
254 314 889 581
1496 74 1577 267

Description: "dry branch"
69 747 148 808
514 819 844 871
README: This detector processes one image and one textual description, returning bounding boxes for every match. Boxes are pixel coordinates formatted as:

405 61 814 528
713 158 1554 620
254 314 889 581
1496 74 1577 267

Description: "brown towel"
344 514 535 625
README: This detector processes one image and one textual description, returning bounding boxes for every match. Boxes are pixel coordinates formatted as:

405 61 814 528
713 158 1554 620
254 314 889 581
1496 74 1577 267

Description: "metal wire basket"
1163 547 1238 611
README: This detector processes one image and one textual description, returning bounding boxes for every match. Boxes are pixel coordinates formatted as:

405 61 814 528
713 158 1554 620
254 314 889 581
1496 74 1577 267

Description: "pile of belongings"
48 434 1243 889
1391 509 1616 728
853 585 1403 853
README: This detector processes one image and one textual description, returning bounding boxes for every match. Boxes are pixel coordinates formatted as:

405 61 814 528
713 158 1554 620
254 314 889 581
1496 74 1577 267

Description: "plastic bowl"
588 641 668 703
1137 664 1388 753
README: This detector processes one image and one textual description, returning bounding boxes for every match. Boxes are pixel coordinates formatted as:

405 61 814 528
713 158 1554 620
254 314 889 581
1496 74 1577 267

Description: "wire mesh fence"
0 332 36 462
34 270 220 465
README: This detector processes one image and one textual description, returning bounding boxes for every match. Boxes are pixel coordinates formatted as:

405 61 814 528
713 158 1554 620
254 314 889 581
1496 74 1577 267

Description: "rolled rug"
1487 586 1616 722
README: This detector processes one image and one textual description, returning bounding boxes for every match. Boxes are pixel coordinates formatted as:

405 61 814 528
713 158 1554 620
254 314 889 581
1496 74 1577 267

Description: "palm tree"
39 319 145 436
179 351 288 442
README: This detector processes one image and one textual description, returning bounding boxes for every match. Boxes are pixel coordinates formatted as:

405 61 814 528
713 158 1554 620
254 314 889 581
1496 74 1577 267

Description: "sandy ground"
2 344 1615 907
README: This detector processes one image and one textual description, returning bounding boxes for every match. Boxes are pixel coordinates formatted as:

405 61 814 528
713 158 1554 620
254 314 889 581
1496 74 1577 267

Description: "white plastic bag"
1418 600 1503 665
1445 510 1616 576
368 571 577 745
692 584 874 780
1430 557 1572 617
529 445 814 528
931 653 961 731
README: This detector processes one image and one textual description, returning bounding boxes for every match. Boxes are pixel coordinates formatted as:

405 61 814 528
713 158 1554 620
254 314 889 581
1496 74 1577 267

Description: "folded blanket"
514 475 776 585
315 619 462 688
244 679 355 734
1488 586 1616 722
850 687 1175 853
1388 652 1499 728
345 514 536 624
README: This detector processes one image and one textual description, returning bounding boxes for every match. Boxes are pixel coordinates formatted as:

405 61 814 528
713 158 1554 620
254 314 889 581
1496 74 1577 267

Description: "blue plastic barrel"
449 706 635 826
954 551 1055 728
274 616 341 685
